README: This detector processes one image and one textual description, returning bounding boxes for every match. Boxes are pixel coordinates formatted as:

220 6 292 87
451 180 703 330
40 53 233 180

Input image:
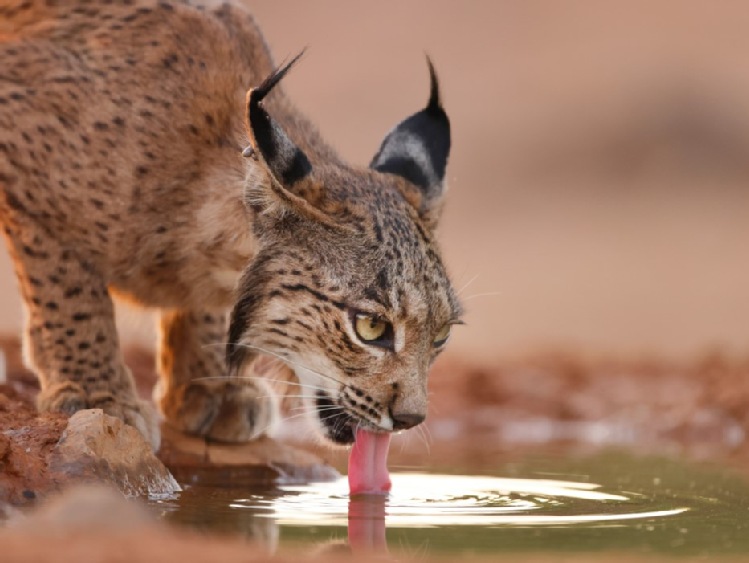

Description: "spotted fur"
0 0 461 448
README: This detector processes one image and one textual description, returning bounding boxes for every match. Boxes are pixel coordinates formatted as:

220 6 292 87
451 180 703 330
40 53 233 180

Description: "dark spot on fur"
64 287 82 298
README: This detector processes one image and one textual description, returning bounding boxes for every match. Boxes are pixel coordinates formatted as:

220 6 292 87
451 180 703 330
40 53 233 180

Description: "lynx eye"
351 312 394 349
433 324 451 347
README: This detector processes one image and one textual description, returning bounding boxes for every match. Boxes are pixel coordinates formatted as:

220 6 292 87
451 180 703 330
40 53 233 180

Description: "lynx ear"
370 58 451 216
245 52 312 187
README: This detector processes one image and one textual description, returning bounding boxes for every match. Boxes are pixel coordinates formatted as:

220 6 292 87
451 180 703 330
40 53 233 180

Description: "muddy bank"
428 352 749 452
4 336 749 492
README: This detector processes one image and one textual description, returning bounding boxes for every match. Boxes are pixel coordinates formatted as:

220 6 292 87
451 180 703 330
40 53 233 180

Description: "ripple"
233 472 689 528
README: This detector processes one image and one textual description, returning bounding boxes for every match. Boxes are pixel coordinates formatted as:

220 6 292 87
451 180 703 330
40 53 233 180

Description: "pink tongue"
348 428 392 495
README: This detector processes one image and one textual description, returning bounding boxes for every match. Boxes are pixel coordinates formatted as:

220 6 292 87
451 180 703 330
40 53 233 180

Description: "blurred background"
1 0 748 363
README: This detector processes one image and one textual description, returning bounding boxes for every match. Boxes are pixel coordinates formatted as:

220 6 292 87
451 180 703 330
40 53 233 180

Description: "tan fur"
0 0 460 449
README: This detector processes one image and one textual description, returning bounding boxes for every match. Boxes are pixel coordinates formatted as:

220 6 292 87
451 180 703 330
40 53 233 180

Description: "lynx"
0 0 461 451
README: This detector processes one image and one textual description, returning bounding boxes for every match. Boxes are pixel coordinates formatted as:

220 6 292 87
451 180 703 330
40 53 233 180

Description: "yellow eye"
433 324 451 347
354 313 391 344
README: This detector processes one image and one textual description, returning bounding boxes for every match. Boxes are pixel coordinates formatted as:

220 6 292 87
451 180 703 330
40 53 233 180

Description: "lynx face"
227 56 461 444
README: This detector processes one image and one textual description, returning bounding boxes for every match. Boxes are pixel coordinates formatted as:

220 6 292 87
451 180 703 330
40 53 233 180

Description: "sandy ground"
1 1 748 363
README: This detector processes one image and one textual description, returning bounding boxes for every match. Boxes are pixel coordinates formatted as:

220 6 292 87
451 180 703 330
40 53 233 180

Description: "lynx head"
227 53 461 444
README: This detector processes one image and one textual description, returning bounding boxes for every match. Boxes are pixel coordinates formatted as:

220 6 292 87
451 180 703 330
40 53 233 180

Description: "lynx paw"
159 379 279 442
38 382 162 450
38 381 88 415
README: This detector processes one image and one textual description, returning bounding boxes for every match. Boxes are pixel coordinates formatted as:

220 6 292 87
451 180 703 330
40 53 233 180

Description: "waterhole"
151 452 749 556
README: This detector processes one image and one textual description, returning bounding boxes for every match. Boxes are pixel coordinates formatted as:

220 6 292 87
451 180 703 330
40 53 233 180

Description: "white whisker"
418 423 432 455
455 272 480 297
205 341 346 387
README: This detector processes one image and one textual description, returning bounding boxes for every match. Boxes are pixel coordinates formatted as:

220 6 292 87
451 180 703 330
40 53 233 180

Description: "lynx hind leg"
0 218 160 449
156 310 279 442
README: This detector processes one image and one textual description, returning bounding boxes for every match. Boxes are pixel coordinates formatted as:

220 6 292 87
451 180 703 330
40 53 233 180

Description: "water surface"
150 451 749 556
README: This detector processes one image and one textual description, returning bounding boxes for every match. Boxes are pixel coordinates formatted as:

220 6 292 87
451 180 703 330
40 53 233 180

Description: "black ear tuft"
251 50 306 104
370 57 451 211
426 56 442 116
246 51 311 185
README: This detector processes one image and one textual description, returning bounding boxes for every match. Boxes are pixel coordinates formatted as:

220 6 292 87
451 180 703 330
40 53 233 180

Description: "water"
150 451 749 557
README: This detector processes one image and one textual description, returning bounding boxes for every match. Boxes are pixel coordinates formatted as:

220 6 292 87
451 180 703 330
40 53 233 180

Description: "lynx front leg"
0 222 160 448
156 310 278 442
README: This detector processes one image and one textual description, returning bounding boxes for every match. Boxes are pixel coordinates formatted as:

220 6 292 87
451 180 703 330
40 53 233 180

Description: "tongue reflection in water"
345 428 392 553
347 495 388 553
348 428 392 495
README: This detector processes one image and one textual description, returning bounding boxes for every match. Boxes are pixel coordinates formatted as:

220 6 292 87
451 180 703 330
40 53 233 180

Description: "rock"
159 423 339 487
0 389 179 505
49 410 180 498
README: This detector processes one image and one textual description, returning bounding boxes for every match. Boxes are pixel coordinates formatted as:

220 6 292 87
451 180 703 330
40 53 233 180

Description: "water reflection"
347 496 387 554
154 454 749 557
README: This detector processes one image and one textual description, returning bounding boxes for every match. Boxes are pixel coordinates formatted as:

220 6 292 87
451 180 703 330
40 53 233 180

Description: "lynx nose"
390 412 426 431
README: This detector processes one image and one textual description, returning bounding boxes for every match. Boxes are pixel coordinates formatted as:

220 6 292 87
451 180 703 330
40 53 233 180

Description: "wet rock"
0 388 179 505
49 409 180 498
159 423 339 486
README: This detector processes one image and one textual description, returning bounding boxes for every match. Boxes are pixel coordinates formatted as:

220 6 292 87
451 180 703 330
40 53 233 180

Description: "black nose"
391 412 426 431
